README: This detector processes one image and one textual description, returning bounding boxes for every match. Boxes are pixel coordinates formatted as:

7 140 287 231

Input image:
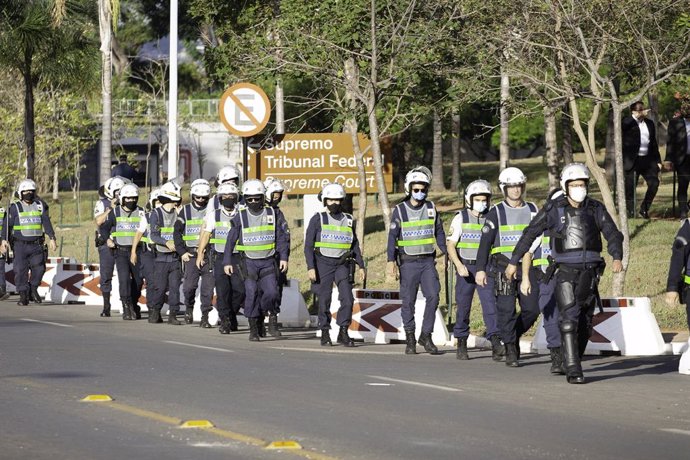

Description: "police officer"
174 179 214 326
475 167 541 367
146 181 183 325
139 189 160 314
223 179 290 341
506 163 624 384
305 183 366 347
94 176 128 317
446 180 502 360
259 178 290 337
386 168 447 355
102 183 146 320
197 182 244 332
0 187 9 300
211 165 242 210
2 180 57 306
665 215 690 332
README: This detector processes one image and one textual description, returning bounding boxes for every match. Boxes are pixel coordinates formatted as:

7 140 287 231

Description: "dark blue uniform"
5 198 56 304
0 205 8 298
94 198 115 315
139 212 155 309
148 206 182 322
666 219 690 331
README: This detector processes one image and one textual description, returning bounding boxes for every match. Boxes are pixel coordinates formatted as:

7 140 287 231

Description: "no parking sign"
219 82 271 137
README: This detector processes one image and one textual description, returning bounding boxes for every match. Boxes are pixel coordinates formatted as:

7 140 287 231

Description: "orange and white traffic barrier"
532 297 666 356
319 288 449 345
50 263 103 304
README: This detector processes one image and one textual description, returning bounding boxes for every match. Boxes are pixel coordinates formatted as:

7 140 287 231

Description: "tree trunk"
451 110 460 192
544 107 559 190
611 103 630 296
99 0 113 185
23 50 35 180
560 101 573 165
52 162 59 202
275 77 285 134
499 67 511 170
605 103 615 183
431 109 445 192
366 92 392 232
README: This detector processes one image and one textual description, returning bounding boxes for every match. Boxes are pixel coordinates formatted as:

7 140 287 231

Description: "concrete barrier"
532 297 666 356
319 288 449 345
4 261 58 300
678 340 690 375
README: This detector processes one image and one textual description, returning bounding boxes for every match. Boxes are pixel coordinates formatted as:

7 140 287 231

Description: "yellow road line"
102 401 182 425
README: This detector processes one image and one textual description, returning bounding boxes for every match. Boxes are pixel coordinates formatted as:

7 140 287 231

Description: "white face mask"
473 201 488 214
569 187 587 203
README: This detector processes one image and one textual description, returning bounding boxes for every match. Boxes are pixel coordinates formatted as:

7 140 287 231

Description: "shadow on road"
583 355 679 382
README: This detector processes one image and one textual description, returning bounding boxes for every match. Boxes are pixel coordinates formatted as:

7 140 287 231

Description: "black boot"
199 312 212 329
148 309 161 324
505 343 519 367
229 312 239 331
456 338 469 360
30 286 42 304
404 330 417 355
561 321 585 384
122 301 133 320
184 307 194 324
17 291 29 306
248 318 260 341
490 335 505 361
257 315 266 337
100 293 111 317
337 326 355 347
218 316 231 334
133 303 142 320
267 314 281 337
168 311 182 325
0 285 9 300
321 329 332 346
418 332 439 354
549 347 565 375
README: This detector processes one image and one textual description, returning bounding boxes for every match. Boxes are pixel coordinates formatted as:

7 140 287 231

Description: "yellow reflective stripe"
18 211 42 216
182 235 200 241
532 258 549 266
685 275 690 285
401 219 434 228
461 224 483 230
315 242 351 249
456 242 479 249
115 217 141 222
491 246 515 254
236 243 276 251
210 238 227 244
242 225 275 233
186 219 204 225
321 224 353 233
15 225 42 230
112 231 136 237
397 238 435 247
160 227 174 232
141 237 151 243
499 224 528 231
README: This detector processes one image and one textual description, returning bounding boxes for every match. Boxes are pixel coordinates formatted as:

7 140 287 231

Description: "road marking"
366 383 392 387
164 341 235 353
4 377 50 389
659 428 690 436
103 401 183 425
367 375 463 392
270 346 401 355
21 318 74 328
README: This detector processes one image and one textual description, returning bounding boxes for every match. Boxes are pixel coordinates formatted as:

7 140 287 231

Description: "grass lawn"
47 155 687 333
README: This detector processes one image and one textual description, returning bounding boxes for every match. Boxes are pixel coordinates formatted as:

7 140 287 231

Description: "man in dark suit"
111 154 137 181
665 98 690 218
623 101 661 219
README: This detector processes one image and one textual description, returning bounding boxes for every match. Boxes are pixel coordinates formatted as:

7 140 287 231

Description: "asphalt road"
1 300 689 460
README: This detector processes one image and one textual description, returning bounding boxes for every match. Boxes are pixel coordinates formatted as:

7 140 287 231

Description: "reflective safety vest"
12 201 43 238
210 208 234 254
455 209 484 261
236 207 276 259
490 201 538 260
532 234 551 273
112 206 143 247
181 204 206 248
396 201 436 256
141 211 152 246
153 207 177 253
315 212 354 258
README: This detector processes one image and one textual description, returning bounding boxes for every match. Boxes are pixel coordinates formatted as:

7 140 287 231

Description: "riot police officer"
2 180 57 306
506 163 624 384
386 168 447 355
146 181 183 325
211 165 242 210
197 182 244 332
475 167 541 367
305 183 366 347
446 180 502 360
0 187 9 300
174 179 214 326
94 176 128 317
102 183 146 320
223 179 290 341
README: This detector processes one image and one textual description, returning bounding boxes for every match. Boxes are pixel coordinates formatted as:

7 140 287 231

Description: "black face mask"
247 201 264 212
193 197 209 209
327 203 342 214
22 191 35 202
220 197 236 209
123 198 138 210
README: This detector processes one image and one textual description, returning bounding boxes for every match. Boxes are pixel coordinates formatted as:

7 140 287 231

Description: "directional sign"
219 83 271 137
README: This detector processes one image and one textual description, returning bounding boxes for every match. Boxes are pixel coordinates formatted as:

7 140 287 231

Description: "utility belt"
460 257 476 266
15 237 45 246
184 247 199 255
316 250 350 265
397 252 434 265
94 230 106 247
488 253 517 297
556 261 604 275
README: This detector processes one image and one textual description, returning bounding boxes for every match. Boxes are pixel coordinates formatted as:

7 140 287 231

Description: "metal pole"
85 235 90 264
59 236 64 257
167 0 179 180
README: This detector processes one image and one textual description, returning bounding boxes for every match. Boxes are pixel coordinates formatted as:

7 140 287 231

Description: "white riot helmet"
464 179 492 210
17 179 37 193
264 178 285 201
242 179 266 197
560 163 590 192
217 182 239 196
404 169 431 195
148 188 161 208
190 178 211 197
217 165 241 185
159 181 182 202
498 167 527 195
105 176 127 200
321 183 346 204
119 183 139 198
